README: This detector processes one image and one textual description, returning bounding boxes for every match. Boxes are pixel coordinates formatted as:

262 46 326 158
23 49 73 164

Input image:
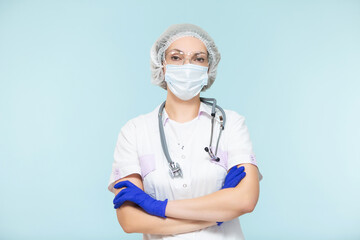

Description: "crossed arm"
114 163 259 235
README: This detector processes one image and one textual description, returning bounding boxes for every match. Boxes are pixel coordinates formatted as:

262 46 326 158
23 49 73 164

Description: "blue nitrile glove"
217 165 246 226
113 180 168 218
222 165 246 189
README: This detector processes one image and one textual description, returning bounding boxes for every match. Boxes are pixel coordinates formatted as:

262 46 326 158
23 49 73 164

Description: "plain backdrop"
0 0 359 239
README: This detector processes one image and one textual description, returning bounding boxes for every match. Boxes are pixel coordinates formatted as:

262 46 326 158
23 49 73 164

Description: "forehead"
166 36 207 53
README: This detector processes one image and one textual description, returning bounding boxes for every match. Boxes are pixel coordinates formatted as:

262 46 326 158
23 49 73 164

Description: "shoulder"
120 103 162 133
222 108 247 130
223 108 245 120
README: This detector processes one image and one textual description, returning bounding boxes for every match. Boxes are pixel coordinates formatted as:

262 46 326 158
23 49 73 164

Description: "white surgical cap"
150 23 221 91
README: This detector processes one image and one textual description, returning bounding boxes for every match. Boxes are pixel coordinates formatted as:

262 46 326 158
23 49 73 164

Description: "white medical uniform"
108 102 263 240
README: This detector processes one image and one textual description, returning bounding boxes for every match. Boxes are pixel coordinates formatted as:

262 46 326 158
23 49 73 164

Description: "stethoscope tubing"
158 98 226 178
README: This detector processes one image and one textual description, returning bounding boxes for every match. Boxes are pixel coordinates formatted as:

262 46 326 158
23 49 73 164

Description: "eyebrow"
165 48 207 55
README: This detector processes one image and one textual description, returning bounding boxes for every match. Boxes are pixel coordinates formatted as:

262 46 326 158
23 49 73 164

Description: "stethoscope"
158 97 227 178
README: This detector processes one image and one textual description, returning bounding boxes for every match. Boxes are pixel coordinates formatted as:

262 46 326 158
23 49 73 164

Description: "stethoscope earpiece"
204 146 220 162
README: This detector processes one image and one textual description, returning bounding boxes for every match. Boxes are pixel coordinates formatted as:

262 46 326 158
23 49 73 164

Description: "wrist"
160 199 168 218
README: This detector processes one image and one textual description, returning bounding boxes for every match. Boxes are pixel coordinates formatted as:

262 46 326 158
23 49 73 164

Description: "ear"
162 63 166 75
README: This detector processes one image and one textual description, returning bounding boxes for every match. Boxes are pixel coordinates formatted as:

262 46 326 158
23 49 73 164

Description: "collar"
160 101 221 127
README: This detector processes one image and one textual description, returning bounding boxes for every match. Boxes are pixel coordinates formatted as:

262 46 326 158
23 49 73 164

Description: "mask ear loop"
161 52 167 91
161 53 166 68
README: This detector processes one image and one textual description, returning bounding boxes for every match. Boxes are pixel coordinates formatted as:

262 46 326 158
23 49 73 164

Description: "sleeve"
227 112 263 181
107 119 141 193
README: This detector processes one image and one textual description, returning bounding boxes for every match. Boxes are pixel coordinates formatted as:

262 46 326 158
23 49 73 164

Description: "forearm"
165 188 252 222
165 164 260 222
117 202 216 235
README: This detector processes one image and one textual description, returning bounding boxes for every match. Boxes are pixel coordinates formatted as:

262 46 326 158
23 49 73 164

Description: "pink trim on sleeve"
210 147 228 171
139 154 156 178
112 167 121 182
250 154 257 165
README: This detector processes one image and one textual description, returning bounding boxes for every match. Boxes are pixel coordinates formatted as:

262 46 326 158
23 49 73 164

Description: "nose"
183 56 191 65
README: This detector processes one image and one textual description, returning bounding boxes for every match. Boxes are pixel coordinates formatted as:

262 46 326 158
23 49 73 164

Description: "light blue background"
0 0 359 239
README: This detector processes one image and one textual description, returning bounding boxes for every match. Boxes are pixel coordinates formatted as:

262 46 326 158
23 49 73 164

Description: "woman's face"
163 36 208 75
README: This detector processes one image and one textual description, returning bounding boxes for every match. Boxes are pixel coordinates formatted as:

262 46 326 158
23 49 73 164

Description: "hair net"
150 23 221 91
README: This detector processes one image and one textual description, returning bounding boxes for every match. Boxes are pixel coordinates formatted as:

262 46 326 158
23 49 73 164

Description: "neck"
165 90 201 123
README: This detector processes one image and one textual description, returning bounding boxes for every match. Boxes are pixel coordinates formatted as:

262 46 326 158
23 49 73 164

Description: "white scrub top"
108 102 263 240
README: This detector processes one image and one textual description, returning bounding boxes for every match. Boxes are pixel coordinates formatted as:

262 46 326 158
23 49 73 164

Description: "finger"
113 196 127 208
236 166 245 173
227 165 238 175
226 166 244 179
228 172 246 187
224 166 240 183
113 188 131 204
114 180 134 189
114 201 126 209
226 166 245 183
227 165 244 174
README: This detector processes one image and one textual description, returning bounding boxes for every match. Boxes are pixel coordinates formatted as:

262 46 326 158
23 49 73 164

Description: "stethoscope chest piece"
169 162 183 178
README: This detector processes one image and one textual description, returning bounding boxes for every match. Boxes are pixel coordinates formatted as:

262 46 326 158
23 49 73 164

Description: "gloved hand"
113 180 168 218
217 165 246 226
222 165 246 189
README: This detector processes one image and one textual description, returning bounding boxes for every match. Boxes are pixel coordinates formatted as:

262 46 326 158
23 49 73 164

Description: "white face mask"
164 64 208 101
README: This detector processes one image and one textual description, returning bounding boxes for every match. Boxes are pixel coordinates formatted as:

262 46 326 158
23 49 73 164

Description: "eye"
192 53 208 63
171 55 182 61
195 57 205 62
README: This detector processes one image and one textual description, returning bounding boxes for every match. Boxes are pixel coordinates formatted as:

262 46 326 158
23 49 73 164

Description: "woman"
108 23 263 240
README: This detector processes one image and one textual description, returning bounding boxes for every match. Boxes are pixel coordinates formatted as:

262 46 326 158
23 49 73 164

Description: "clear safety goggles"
164 49 209 67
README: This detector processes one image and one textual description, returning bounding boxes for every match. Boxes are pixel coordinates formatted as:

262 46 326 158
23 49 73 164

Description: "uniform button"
183 184 187 188
181 155 186 159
